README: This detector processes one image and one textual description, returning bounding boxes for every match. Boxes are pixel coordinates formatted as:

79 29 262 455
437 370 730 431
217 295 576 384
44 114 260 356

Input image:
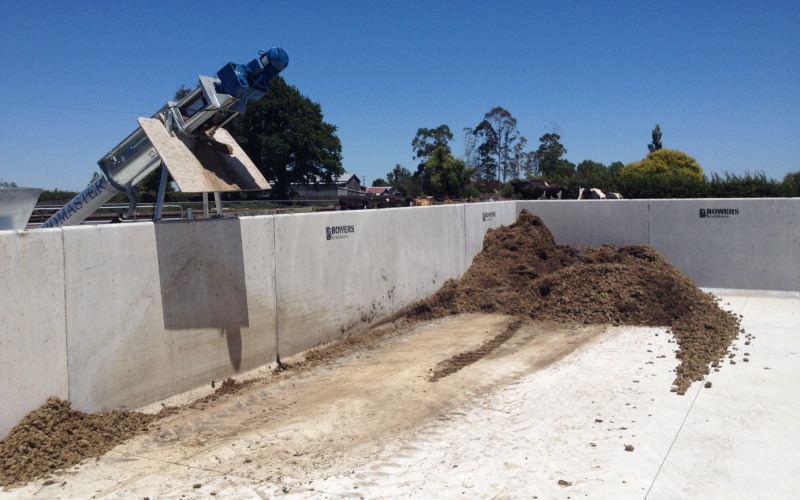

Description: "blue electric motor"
216 47 289 107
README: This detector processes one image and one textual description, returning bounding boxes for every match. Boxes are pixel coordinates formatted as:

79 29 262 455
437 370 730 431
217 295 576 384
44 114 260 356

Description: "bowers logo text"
482 211 496 222
326 225 355 240
699 208 739 219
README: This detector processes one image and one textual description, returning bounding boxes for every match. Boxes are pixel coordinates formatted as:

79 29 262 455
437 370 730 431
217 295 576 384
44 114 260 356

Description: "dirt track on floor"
2 315 610 494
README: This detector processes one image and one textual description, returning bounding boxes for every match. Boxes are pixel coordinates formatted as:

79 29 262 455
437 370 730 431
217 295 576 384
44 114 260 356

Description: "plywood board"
137 118 270 193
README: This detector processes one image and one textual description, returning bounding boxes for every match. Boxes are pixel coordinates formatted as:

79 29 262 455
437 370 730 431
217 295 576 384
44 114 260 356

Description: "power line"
0 100 148 115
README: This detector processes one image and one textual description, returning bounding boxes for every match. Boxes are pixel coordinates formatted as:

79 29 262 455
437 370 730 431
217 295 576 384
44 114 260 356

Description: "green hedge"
535 170 798 199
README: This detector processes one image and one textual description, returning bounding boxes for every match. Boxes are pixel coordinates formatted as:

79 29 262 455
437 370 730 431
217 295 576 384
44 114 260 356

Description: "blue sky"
1 0 797 191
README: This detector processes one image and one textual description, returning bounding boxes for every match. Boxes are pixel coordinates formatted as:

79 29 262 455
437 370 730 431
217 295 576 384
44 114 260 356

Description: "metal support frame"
99 162 138 221
214 192 224 217
153 162 168 221
201 192 224 218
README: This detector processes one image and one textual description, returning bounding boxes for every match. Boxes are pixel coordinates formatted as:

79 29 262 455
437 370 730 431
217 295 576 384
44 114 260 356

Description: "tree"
410 125 455 195
471 107 521 183
706 171 781 198
485 107 519 183
372 178 388 187
609 161 625 179
462 126 478 168
622 148 703 181
648 124 663 153
576 160 612 188
618 148 704 198
534 132 575 178
465 107 524 185
229 76 343 197
412 125 453 162
509 137 536 180
174 85 192 101
424 146 473 198
469 119 499 185
386 164 420 197
783 170 800 197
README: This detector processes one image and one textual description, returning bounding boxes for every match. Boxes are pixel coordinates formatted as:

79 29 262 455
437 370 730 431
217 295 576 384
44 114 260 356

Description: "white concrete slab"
651 294 800 499
290 293 800 499
0 229 67 439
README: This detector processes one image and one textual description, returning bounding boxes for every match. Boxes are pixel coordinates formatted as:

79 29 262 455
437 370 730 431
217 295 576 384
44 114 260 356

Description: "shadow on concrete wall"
154 219 249 369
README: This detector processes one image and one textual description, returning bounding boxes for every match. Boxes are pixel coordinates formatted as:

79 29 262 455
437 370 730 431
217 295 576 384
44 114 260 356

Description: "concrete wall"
388 205 466 314
62 217 278 413
517 198 800 292
274 210 394 357
2 198 799 438
0 229 68 440
648 199 800 292
274 205 467 358
516 200 650 247
463 201 518 265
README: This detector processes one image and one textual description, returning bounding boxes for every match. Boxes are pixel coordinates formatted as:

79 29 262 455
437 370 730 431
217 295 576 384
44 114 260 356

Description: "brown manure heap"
412 209 740 394
0 398 157 487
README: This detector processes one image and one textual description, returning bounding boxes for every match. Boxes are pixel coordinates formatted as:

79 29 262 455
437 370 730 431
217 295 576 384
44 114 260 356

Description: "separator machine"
42 47 289 228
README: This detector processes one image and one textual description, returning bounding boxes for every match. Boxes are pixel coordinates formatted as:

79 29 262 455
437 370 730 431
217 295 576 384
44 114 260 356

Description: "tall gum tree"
467 107 522 184
412 125 454 162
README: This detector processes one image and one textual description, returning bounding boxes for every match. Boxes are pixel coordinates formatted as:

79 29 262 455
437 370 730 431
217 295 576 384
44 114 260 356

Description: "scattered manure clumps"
412 209 740 395
0 398 158 488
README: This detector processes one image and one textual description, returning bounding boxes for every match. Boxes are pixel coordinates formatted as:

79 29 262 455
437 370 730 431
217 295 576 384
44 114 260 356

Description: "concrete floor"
299 291 800 500
2 290 798 499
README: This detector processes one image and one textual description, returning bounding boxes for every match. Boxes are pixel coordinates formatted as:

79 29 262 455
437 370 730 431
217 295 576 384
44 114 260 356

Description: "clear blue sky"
1 0 798 191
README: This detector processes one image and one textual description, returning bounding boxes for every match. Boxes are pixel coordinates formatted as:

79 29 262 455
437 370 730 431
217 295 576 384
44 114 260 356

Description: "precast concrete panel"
649 199 800 291
516 200 650 247
463 201 517 265
0 229 68 439
388 205 466 312
274 210 393 358
238 216 279 361
64 217 277 412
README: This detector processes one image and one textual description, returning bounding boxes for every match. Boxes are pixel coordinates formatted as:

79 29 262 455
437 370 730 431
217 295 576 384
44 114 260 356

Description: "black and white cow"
510 179 568 200
577 187 623 200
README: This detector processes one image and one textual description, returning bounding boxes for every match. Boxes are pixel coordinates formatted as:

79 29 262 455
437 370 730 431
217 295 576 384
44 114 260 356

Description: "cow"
339 196 368 210
510 179 568 200
578 187 623 200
